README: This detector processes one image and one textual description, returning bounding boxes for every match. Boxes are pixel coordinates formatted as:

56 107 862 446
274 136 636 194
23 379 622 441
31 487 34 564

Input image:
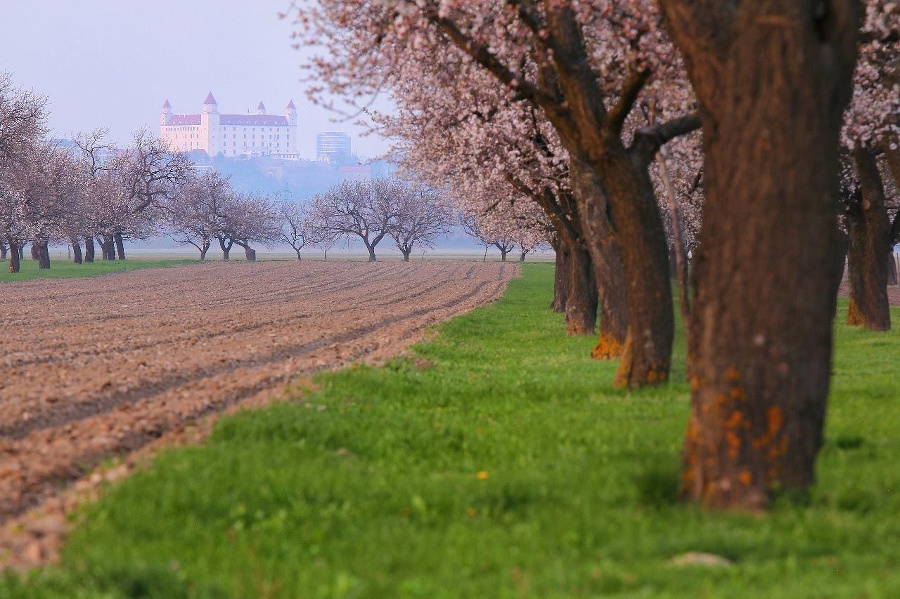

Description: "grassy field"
3 264 899 598
0 258 196 283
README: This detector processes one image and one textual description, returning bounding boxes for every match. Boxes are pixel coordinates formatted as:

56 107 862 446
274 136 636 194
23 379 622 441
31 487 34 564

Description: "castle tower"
256 101 266 115
200 92 220 155
160 99 172 126
285 99 297 126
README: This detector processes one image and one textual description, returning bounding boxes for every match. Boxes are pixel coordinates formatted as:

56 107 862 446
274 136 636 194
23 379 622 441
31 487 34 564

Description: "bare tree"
312 179 400 262
389 182 452 261
216 192 280 261
167 170 231 260
277 200 317 260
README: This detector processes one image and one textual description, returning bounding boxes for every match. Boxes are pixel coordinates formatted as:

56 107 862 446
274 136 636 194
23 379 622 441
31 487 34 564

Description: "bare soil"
0 260 518 569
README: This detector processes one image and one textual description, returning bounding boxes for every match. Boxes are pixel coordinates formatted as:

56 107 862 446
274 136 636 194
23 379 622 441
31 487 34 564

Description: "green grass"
3 264 900 598
0 258 196 282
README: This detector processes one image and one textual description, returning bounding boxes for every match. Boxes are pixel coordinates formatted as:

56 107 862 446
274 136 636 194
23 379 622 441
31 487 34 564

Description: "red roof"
169 114 201 125
203 92 217 105
220 114 289 126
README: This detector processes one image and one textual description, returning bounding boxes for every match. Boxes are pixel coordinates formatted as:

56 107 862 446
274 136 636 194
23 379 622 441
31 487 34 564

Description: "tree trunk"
498 246 509 261
519 250 527 262
0 243 6 261
100 236 116 260
662 0 860 509
244 247 256 261
401 249 411 262
36 241 51 269
568 158 628 359
114 232 126 260
366 245 377 262
8 241 20 273
294 249 302 261
30 243 40 260
846 146 891 330
565 243 599 335
84 237 95 263
70 238 83 265
552 242 569 313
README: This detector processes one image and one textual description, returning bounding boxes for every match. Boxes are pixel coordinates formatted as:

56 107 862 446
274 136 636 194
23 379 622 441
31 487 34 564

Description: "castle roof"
164 113 290 127
169 114 201 125
162 99 172 109
203 92 217 105
257 101 266 110
220 114 289 126
286 99 296 109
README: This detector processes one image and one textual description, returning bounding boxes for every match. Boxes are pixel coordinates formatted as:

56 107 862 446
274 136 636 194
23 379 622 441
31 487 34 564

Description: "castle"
160 92 299 159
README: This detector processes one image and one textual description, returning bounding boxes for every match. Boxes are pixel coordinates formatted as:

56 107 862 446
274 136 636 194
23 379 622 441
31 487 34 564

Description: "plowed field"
0 260 517 564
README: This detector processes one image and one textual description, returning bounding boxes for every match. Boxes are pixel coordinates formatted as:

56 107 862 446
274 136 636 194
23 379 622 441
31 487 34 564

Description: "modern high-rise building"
160 93 299 159
316 131 352 164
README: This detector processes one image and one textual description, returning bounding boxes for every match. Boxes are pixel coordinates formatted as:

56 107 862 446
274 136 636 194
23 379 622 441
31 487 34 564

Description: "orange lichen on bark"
591 332 624 360
726 431 741 458
739 470 753 486
724 367 741 382
846 298 865 326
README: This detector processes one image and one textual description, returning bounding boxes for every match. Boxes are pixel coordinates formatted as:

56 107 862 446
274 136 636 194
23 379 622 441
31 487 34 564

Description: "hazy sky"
0 0 389 159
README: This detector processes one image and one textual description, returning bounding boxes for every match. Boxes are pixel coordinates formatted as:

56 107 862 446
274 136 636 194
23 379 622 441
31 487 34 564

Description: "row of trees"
295 0 899 509
3 71 537 267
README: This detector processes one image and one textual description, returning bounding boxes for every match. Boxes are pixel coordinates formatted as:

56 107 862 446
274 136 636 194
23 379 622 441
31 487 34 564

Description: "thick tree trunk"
662 0 860 509
8 241 20 273
70 238 83 265
565 243 599 335
101 236 116 261
519 250 527 262
244 247 256 261
569 158 629 359
366 246 377 262
36 241 50 269
498 246 509 262
30 244 40 260
846 146 891 330
84 237 95 263
114 232 126 260
552 243 568 313
0 243 6 261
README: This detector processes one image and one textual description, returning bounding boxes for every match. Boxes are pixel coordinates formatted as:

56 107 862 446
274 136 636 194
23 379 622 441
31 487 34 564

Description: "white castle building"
160 92 298 159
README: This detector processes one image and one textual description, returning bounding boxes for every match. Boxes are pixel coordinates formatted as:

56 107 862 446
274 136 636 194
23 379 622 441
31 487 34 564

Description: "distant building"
316 131 352 164
160 93 299 159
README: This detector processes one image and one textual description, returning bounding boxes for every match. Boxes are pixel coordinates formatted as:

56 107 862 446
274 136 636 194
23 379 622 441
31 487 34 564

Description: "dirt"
0 260 518 570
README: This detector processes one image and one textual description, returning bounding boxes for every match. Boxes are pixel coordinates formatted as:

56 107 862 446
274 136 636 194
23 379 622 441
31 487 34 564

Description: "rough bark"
244 247 256 261
8 241 20 273
84 237 95 263
401 249 411 262
100 236 116 261
35 241 50 269
114 232 126 260
542 12 673 384
0 243 6 261
70 238 83 265
846 146 891 329
218 236 233 261
660 0 861 509
569 158 629 359
552 241 569 313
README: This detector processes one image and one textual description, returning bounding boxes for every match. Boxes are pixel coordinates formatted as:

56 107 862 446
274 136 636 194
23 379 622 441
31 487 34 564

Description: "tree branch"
629 111 702 166
608 68 651 136
422 7 555 108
